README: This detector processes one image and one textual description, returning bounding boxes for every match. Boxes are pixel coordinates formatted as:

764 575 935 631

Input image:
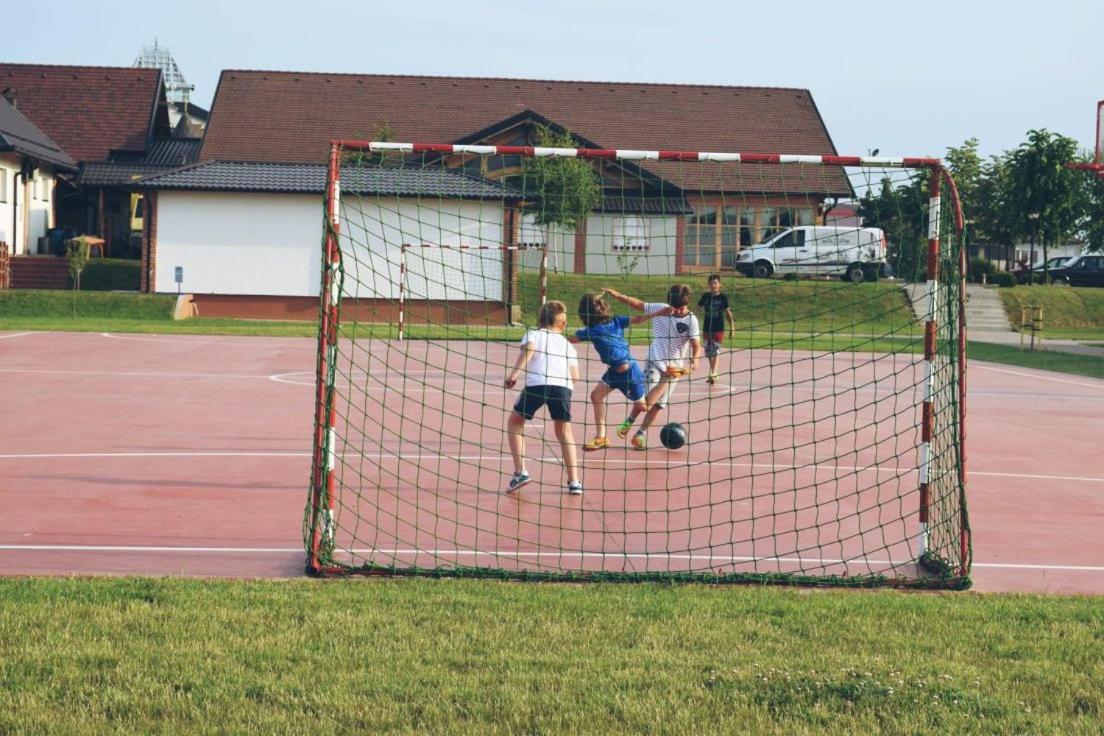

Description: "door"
770 229 804 274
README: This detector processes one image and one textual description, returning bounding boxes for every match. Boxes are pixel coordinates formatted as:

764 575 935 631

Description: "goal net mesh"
304 141 970 588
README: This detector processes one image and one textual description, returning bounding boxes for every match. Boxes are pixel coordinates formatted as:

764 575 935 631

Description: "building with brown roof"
137 70 852 317
0 96 76 263
0 63 202 263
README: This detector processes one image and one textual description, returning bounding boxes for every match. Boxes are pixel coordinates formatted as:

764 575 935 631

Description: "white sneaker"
567 481 583 495
506 471 531 494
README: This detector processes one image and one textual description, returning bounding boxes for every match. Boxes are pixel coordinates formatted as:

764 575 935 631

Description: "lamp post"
1027 212 1040 283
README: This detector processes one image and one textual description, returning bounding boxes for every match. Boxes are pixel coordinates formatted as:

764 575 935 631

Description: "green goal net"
304 139 970 587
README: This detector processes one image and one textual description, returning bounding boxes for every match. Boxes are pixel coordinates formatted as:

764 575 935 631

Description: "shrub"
781 272 800 281
81 259 141 291
967 256 999 283
993 271 1016 288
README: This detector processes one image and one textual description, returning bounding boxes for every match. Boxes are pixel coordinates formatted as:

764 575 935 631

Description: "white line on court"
0 368 275 380
1 544 1101 573
973 363 1104 389
1 449 1101 484
0 332 35 340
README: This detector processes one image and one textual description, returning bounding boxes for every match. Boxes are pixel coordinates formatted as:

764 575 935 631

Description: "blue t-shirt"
575 316 633 367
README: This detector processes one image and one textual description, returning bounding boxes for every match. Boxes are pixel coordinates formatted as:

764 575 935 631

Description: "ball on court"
660 423 688 450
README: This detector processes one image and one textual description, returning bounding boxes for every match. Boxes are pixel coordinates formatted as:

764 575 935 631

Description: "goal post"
305 140 970 588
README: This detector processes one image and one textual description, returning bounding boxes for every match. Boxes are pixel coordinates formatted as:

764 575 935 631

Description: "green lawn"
0 578 1100 735
966 341 1104 380
522 272 918 335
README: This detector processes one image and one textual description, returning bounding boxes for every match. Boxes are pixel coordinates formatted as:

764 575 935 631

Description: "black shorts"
513 385 573 422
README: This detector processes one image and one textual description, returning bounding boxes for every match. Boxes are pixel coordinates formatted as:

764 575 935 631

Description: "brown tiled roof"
0 64 168 162
200 71 850 195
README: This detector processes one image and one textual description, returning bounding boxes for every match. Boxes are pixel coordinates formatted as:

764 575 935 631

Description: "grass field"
0 578 1101 734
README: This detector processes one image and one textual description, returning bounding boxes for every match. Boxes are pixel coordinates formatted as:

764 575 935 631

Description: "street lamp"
1027 212 1040 283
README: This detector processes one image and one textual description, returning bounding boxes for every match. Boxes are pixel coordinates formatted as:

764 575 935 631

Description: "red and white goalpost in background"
306 140 970 587
1067 100 1104 176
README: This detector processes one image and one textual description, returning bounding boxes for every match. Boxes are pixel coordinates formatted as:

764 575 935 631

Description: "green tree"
519 125 601 234
1082 170 1104 252
65 237 90 291
974 152 1019 270
1006 129 1086 280
945 138 983 243
857 172 929 282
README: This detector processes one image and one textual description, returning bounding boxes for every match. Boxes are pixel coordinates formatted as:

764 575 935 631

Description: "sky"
5 0 1103 160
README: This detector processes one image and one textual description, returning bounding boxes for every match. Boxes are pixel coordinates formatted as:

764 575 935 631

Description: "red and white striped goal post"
308 140 970 579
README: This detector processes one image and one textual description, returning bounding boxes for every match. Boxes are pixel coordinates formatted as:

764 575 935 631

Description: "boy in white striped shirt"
602 285 701 450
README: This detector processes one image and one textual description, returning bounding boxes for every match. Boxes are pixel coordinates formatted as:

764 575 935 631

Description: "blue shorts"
602 362 646 402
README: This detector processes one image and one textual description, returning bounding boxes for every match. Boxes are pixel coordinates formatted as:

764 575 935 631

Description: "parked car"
1048 254 1104 287
733 226 887 282
1013 256 1073 284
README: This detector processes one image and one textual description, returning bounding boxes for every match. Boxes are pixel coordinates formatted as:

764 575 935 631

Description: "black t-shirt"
698 292 730 332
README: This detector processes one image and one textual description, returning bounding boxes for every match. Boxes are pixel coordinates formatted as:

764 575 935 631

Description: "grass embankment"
0 578 1101 734
967 341 1104 380
521 272 919 336
998 286 1104 340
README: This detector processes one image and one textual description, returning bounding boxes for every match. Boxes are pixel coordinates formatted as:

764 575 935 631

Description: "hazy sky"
6 0 1102 159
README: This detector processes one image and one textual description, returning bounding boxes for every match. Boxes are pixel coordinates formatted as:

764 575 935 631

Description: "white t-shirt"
520 329 578 389
645 302 700 367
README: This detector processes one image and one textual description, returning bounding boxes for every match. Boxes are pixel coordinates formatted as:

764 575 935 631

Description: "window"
40 177 50 202
519 213 545 246
613 216 648 251
0 171 7 203
771 230 805 249
683 206 716 265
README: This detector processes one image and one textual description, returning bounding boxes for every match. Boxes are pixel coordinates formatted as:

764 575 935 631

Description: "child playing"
571 293 673 451
697 273 735 384
504 300 583 495
603 284 701 450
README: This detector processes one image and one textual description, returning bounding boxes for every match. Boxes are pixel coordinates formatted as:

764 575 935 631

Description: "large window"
612 216 649 251
683 206 716 266
519 212 546 246
0 171 7 203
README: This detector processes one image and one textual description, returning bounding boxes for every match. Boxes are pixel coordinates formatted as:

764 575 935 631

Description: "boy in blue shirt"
572 293 672 451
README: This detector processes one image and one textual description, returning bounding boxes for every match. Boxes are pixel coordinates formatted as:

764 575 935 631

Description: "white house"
0 97 75 254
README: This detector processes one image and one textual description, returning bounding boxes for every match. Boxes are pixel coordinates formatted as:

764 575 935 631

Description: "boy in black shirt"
697 273 734 384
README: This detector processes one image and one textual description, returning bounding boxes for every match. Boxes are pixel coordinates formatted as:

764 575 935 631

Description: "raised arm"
505 342 535 388
629 305 674 324
602 287 646 312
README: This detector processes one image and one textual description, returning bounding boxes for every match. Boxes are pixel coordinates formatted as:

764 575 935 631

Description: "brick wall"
140 191 158 292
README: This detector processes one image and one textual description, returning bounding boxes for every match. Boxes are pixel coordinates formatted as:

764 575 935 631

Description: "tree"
519 125 601 234
857 172 929 282
974 152 1019 270
1082 171 1104 253
65 237 90 291
1006 129 1086 280
945 138 983 243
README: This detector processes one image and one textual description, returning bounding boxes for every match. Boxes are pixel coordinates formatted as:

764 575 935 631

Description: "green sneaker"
616 417 635 439
630 432 647 451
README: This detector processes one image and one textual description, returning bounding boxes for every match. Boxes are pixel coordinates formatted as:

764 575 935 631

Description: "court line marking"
1 544 1101 573
973 363 1104 389
0 368 275 380
1 364 1095 402
0 332 35 340
0 450 1101 484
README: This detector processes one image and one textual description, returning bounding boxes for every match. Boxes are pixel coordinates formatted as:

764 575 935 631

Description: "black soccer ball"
660 422 687 450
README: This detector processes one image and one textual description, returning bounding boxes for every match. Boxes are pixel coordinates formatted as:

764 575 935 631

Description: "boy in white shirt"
602 284 701 450
504 300 583 494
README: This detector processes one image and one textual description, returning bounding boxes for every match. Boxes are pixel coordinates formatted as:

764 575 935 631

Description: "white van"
733 226 888 282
